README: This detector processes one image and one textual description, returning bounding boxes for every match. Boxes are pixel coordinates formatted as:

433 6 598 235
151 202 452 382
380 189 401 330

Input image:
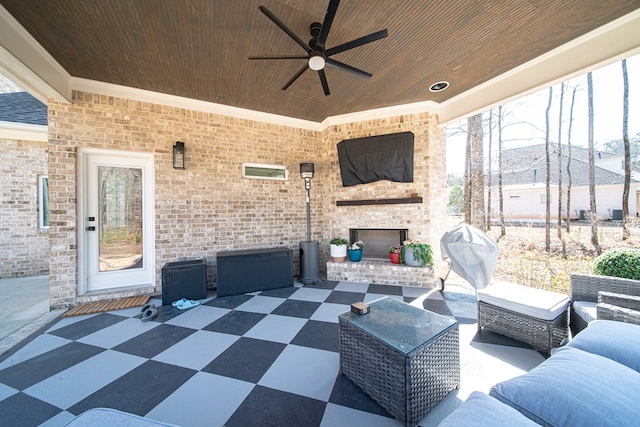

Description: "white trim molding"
0 121 47 141
70 77 322 131
0 4 71 103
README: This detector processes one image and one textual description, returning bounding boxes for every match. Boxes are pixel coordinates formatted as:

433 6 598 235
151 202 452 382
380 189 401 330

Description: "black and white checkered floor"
0 280 546 427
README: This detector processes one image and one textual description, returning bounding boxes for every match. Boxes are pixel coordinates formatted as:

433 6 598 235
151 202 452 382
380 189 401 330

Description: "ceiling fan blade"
325 29 388 57
325 58 372 79
317 0 340 50
318 69 330 96
281 64 309 91
248 55 308 60
258 5 312 54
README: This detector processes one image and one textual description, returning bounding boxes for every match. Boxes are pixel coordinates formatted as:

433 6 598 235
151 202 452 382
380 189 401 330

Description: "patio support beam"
0 4 71 104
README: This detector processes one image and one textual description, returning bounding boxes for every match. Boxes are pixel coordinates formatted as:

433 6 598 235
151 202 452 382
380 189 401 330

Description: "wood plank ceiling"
1 0 638 122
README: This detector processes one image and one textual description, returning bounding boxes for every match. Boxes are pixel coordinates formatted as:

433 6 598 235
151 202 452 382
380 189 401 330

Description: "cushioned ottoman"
477 282 569 354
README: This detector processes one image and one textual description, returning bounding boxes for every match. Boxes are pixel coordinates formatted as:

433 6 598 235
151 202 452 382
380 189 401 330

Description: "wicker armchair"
570 273 640 335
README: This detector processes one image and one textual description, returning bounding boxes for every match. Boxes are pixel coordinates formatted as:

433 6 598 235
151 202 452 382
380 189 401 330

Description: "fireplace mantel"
336 197 422 206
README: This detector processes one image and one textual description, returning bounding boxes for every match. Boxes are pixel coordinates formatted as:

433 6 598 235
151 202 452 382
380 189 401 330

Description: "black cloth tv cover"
337 131 414 187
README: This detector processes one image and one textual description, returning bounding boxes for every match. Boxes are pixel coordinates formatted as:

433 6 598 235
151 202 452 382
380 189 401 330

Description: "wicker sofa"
439 320 640 426
570 273 640 335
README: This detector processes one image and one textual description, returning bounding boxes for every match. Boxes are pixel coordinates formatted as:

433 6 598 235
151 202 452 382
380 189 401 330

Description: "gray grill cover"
440 223 500 290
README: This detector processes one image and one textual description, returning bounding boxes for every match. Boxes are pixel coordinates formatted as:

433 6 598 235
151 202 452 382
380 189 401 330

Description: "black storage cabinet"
216 247 294 297
161 259 207 305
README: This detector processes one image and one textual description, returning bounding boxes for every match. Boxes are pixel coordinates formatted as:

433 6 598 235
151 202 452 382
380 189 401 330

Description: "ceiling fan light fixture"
429 81 449 92
308 53 326 70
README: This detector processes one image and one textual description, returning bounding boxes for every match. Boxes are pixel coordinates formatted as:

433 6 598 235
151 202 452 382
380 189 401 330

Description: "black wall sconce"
173 141 185 169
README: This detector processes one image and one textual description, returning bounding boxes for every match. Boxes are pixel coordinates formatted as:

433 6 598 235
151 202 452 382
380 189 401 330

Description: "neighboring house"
487 143 640 221
0 75 49 278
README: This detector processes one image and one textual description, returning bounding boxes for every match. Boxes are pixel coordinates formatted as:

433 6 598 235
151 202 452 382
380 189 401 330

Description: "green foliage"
593 248 640 280
330 237 348 245
401 240 433 267
448 185 464 214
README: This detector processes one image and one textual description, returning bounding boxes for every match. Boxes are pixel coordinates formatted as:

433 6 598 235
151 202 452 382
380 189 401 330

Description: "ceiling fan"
249 0 388 95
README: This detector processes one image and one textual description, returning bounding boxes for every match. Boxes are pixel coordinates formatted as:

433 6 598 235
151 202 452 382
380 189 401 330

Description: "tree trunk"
557 82 565 256
487 109 493 231
469 113 486 231
498 105 506 237
587 72 601 254
545 86 553 252
566 85 577 232
464 128 472 224
622 59 630 240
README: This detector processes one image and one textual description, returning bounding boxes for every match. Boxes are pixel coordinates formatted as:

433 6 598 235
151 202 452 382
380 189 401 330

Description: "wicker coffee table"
339 297 460 427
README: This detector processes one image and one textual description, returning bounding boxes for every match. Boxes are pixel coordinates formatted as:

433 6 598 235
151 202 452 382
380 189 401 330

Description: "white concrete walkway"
0 275 64 356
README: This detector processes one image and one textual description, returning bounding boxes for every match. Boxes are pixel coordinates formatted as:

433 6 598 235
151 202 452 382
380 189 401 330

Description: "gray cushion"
477 282 569 320
438 391 539 427
567 319 640 372
572 300 597 324
490 346 640 427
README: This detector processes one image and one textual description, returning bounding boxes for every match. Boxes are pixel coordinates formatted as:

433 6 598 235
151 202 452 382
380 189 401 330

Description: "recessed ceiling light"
429 81 449 92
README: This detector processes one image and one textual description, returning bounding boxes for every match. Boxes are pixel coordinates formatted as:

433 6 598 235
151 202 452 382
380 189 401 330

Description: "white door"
79 149 155 293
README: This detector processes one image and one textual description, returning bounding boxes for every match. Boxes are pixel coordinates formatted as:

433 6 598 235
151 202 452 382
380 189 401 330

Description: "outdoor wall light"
173 141 185 169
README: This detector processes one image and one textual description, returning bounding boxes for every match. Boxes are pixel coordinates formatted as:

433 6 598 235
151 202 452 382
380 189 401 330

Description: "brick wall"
320 113 447 267
0 138 49 278
47 92 322 308
46 92 445 308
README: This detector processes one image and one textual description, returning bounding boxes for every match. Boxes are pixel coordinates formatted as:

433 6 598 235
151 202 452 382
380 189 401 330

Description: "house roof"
1 1 639 126
494 143 639 187
0 83 48 126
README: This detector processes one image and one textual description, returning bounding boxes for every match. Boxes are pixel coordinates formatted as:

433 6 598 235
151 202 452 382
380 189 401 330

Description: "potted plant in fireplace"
389 245 402 264
401 239 433 267
348 240 364 262
330 237 348 263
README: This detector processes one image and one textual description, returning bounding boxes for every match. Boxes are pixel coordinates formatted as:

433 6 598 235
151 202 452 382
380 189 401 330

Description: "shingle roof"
490 143 638 186
0 75 48 126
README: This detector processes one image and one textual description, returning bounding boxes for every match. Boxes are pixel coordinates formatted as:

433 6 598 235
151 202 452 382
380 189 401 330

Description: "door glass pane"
98 166 143 272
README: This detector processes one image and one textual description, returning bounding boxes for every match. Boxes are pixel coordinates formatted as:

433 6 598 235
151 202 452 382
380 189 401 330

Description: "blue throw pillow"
567 319 640 372
490 346 640 426
438 391 539 427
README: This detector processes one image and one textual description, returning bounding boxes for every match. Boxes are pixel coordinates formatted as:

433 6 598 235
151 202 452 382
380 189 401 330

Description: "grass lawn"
441 216 640 295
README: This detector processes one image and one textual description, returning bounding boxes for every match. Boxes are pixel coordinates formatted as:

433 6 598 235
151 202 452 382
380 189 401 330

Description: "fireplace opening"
349 228 408 259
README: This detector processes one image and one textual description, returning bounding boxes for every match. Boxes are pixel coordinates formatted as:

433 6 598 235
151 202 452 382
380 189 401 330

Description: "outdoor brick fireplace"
327 227 434 288
320 112 446 290
349 228 408 259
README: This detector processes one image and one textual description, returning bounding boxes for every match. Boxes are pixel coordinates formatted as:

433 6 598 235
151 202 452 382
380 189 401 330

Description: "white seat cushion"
477 281 569 321
572 300 597 324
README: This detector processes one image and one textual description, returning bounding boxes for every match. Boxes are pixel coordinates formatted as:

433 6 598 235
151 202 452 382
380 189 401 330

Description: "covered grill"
440 223 500 291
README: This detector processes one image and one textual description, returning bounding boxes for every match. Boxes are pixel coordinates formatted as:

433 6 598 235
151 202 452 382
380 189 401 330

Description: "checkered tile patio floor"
0 280 545 426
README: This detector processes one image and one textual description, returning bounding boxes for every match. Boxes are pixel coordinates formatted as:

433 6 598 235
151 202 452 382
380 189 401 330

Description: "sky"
446 53 640 176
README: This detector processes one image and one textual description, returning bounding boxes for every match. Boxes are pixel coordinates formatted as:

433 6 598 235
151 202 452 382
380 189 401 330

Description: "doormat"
62 295 150 318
